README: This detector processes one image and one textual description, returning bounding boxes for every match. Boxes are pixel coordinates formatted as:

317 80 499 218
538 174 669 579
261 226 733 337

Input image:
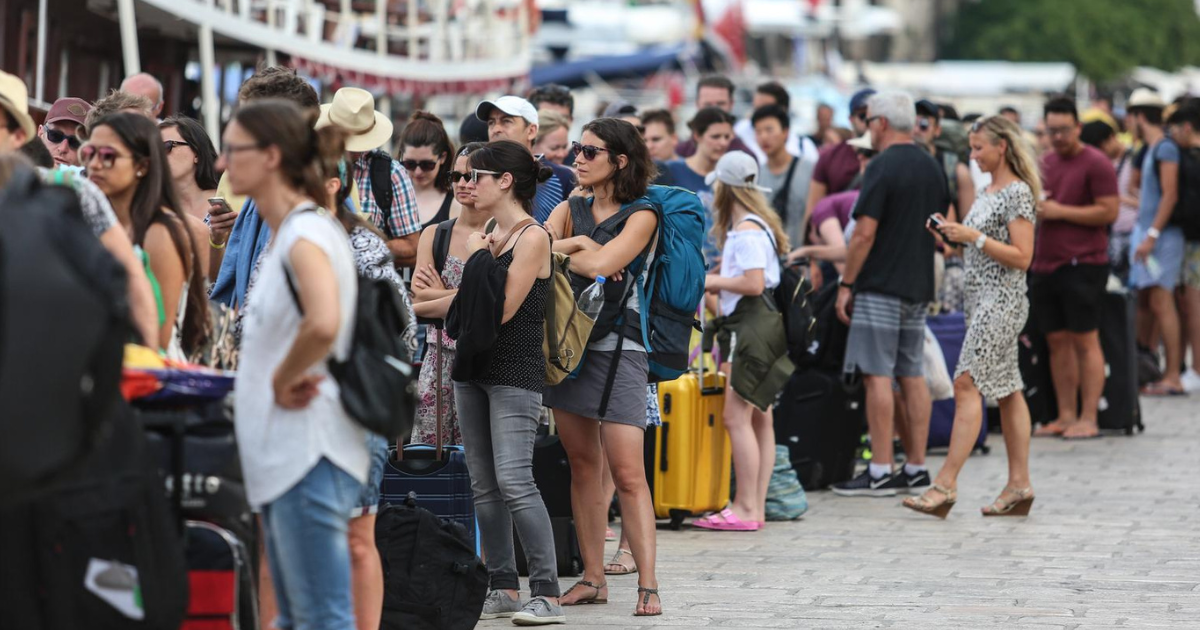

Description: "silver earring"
136 171 144 177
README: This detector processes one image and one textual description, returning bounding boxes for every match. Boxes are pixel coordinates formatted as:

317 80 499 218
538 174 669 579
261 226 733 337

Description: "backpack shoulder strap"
772 157 800 219
432 218 456 276
370 152 394 225
568 195 594 236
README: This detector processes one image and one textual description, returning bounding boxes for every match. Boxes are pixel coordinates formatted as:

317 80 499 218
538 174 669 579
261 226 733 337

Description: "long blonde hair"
970 115 1042 202
711 182 790 255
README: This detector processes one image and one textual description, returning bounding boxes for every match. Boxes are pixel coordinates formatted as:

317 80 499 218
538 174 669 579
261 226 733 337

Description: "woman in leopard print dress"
903 116 1040 519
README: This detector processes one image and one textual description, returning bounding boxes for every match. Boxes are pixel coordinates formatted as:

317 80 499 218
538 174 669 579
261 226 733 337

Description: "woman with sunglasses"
160 116 223 279
542 119 662 617
83 112 209 360
903 115 1038 519
448 140 565 625
225 99 367 630
409 141 486 447
400 111 457 229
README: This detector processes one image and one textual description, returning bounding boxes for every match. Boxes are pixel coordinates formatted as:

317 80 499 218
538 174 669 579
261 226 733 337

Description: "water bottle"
577 276 606 321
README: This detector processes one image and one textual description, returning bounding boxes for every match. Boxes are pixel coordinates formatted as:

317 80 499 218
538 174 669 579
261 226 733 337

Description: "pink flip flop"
691 512 728 529
695 509 760 531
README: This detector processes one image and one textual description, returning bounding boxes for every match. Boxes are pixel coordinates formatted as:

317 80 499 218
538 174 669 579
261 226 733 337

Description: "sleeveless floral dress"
412 254 465 445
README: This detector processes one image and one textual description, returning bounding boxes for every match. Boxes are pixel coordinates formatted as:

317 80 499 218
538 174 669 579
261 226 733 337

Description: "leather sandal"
901 483 957 519
634 586 662 617
982 487 1035 516
561 580 607 606
604 548 637 575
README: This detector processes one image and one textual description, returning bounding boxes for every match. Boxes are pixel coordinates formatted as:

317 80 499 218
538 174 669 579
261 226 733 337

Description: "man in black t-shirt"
833 91 946 499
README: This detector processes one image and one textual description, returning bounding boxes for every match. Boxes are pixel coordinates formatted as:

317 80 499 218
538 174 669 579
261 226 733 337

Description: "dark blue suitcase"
380 444 477 552
926 313 988 452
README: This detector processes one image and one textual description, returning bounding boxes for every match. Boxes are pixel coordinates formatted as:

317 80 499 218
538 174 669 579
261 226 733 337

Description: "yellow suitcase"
646 356 732 529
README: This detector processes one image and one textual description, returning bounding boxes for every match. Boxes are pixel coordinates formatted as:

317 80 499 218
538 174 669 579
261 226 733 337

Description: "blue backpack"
635 185 707 382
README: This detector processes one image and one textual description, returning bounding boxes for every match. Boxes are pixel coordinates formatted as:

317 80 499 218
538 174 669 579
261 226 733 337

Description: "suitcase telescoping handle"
398 323 446 462
698 304 723 396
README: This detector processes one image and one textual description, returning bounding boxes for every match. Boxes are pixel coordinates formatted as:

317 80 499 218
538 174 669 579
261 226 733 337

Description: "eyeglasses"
1046 126 1075 137
44 126 81 150
79 145 134 170
917 119 932 131
865 115 883 126
163 140 191 154
401 159 439 172
466 169 501 184
221 141 265 157
571 141 611 161
855 111 868 122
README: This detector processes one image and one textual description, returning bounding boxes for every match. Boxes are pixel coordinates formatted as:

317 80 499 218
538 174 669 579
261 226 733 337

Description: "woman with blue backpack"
694 151 794 532
543 118 663 616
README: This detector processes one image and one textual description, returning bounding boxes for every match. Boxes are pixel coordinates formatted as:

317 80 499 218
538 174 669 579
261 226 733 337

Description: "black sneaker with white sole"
831 470 906 497
902 469 931 495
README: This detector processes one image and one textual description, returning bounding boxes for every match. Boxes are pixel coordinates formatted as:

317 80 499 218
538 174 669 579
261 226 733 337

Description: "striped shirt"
353 151 422 240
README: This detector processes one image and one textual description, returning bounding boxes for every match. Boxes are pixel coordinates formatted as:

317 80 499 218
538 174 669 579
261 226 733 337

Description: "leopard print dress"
957 180 1037 401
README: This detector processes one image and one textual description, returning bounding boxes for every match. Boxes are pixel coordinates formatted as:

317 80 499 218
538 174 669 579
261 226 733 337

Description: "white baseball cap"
476 96 539 126
705 151 771 193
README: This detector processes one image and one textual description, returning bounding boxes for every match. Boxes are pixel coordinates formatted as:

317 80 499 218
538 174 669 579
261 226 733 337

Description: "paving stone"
491 395 1197 628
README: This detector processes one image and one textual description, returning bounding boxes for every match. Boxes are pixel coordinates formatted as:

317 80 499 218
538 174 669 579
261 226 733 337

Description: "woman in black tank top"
450 141 566 624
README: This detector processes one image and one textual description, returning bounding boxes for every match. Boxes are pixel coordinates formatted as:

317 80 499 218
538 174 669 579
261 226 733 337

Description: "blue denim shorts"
352 433 389 517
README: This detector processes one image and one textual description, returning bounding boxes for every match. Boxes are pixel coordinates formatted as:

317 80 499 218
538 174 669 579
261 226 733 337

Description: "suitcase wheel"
668 510 688 531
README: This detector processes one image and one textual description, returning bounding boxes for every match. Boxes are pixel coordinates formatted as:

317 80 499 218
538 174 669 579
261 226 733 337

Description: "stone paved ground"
480 394 1199 629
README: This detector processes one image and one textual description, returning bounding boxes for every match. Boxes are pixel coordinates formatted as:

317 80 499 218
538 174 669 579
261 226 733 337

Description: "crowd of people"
3 59 1195 629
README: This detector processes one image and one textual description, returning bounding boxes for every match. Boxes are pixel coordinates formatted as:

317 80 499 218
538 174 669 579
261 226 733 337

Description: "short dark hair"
641 109 675 136
160 115 220 190
962 113 983 124
581 118 656 204
999 105 1019 116
19 137 53 168
1080 120 1116 148
458 114 489 145
697 75 735 99
751 105 789 130
688 107 736 138
527 84 574 117
938 103 960 121
238 66 320 110
755 81 790 111
1168 103 1200 129
1130 105 1164 125
1043 95 1079 122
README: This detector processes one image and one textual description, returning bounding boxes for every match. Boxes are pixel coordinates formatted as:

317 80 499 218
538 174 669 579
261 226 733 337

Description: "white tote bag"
924 325 954 401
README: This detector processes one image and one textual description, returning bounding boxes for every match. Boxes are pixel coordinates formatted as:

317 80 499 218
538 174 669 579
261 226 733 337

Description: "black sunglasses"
401 159 439 172
163 139 191 154
44 126 81 150
917 119 932 131
449 170 471 184
570 141 611 161
856 149 877 159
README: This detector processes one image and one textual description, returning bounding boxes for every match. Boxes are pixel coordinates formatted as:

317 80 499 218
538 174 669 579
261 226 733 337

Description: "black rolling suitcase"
1098 288 1143 434
515 416 583 577
774 369 866 490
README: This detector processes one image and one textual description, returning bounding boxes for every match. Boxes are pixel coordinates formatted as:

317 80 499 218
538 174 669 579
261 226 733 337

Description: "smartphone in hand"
208 197 233 215
928 214 957 248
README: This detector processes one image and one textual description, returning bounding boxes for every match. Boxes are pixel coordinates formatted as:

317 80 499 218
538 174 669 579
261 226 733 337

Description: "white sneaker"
1181 370 1200 394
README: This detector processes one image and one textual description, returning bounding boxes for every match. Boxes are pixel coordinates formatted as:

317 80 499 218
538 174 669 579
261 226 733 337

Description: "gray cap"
705 151 771 193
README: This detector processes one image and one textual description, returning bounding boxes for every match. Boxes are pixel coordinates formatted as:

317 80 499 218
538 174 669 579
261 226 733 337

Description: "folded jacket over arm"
446 249 508 382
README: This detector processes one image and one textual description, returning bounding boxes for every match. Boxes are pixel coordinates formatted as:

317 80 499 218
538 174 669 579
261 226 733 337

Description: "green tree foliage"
942 0 1200 82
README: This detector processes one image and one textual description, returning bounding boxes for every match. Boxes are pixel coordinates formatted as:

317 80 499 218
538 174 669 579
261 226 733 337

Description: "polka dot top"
475 247 550 393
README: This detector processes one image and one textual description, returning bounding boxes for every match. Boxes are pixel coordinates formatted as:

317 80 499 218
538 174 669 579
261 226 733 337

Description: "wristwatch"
972 234 987 250
839 279 854 290
1148 227 1162 240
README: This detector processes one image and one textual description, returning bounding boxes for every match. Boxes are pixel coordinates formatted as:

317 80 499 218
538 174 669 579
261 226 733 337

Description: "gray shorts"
843 292 927 379
542 350 649 427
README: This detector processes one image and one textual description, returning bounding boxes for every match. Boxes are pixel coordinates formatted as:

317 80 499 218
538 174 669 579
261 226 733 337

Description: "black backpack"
1171 146 1200 240
774 259 817 365
795 279 851 373
0 167 128 502
284 208 417 442
371 151 396 232
376 495 488 630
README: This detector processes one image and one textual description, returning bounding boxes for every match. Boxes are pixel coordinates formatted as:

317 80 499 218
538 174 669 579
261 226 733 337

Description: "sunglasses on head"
79 145 132 170
44 126 81 150
570 141 611 161
401 159 439 172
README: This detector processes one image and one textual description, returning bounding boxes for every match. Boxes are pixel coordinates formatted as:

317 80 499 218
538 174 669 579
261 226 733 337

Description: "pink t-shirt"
810 190 859 230
812 141 861 195
1032 144 1119 274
